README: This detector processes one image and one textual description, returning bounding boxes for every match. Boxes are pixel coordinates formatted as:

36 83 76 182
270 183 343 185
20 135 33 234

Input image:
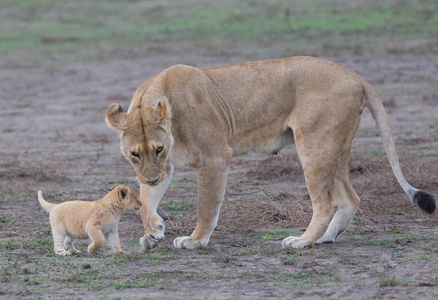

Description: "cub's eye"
131 152 140 159
156 146 163 156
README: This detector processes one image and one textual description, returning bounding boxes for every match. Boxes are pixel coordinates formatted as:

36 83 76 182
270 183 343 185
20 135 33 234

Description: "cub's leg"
106 229 125 254
53 230 71 256
317 120 361 244
173 161 230 249
51 219 71 256
64 236 81 254
139 164 173 251
86 224 105 255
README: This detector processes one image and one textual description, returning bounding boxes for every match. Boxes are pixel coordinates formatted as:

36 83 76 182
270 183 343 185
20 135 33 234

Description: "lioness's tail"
363 82 435 214
38 190 56 213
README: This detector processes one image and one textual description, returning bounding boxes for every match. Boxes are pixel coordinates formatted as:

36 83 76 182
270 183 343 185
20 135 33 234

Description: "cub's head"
111 185 142 211
106 97 173 186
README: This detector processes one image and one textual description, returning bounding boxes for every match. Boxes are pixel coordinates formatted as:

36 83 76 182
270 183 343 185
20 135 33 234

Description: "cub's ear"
118 186 128 201
153 97 172 121
106 103 128 130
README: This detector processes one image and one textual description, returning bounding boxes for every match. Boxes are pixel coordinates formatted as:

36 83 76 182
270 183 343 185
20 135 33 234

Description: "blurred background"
1 1 438 298
1 0 437 64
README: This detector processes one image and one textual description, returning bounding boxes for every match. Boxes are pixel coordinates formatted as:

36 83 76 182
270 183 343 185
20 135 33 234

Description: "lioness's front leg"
173 162 230 249
139 164 173 251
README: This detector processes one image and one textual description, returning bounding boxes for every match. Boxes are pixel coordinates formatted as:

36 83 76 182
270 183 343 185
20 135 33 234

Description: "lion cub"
38 185 141 256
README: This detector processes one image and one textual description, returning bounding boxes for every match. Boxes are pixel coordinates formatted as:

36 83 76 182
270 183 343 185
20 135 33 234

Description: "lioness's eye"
131 152 140 159
156 146 163 156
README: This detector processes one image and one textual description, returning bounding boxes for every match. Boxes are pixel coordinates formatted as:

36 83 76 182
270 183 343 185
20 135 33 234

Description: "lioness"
106 57 435 250
38 185 142 255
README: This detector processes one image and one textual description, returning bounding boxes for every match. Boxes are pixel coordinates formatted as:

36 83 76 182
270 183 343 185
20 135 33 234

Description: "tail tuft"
413 190 436 214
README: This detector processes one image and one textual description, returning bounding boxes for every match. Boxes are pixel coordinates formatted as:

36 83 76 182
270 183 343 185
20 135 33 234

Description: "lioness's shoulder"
162 64 204 78
157 64 209 90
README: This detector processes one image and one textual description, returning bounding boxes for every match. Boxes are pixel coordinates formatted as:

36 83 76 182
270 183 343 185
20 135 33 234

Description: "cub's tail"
38 190 56 213
363 81 435 214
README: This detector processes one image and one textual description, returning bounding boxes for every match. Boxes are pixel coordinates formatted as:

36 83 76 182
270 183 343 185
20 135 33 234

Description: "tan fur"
38 185 141 255
106 56 433 250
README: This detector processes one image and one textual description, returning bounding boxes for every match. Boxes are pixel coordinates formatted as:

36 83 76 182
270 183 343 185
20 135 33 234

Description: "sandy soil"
1 47 438 299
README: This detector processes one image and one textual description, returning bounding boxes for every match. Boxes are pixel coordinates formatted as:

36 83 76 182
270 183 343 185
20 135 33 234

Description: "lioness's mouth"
138 173 166 186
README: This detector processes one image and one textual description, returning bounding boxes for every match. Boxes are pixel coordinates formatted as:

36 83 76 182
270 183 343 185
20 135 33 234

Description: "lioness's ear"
106 103 128 130
118 186 128 201
154 97 171 121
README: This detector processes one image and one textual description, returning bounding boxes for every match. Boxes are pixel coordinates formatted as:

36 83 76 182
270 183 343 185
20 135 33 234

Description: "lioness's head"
106 97 173 186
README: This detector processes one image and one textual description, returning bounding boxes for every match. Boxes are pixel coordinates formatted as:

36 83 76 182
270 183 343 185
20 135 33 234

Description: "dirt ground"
1 21 438 300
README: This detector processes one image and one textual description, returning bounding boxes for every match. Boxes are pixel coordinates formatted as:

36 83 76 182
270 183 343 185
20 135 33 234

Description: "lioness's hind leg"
316 144 360 244
316 116 361 244
283 107 359 248
283 139 340 248
316 177 360 243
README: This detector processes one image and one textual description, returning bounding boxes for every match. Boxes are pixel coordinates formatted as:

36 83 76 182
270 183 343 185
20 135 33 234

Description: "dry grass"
248 152 304 180
220 197 312 233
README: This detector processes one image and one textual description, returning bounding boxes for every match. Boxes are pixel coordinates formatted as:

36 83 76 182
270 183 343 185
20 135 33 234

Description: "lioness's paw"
56 250 72 256
173 236 208 249
315 235 337 244
140 233 164 252
282 236 312 249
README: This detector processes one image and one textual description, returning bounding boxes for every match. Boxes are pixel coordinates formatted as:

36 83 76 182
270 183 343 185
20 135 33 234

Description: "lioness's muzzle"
138 173 166 186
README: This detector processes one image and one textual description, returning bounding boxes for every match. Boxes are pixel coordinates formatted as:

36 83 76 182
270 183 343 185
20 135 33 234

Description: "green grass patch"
0 215 15 223
90 170 106 175
2 0 437 60
352 234 437 246
386 226 403 234
417 150 438 157
252 180 269 185
380 277 411 287
387 208 405 215
282 254 295 265
144 248 176 261
250 228 293 241
162 201 193 211
232 246 277 256
0 233 53 254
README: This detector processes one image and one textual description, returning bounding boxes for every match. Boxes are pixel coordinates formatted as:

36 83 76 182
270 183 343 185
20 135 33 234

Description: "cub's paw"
87 244 103 255
282 236 312 249
173 236 208 249
140 233 164 252
56 250 72 256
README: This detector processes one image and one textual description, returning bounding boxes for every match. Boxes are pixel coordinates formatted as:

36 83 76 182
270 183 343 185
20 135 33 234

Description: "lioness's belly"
231 128 294 158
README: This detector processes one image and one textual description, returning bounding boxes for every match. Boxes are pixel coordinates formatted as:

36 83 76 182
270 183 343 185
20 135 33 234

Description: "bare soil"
1 46 438 299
